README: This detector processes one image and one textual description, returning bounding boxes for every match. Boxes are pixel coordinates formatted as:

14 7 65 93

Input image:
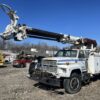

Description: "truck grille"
42 60 57 73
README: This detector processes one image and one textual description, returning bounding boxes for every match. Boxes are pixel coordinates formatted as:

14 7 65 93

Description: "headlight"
61 68 67 73
57 68 67 74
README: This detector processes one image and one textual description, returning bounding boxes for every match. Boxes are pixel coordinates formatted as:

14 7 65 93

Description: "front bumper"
31 69 61 87
0 63 8 67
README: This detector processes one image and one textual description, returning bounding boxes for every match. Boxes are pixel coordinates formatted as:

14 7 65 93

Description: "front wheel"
63 73 82 94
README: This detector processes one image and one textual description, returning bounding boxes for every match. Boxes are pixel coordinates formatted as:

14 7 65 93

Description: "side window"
78 50 85 58
85 50 90 58
57 51 63 57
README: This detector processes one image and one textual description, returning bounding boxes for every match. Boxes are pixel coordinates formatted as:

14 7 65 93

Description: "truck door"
78 50 86 71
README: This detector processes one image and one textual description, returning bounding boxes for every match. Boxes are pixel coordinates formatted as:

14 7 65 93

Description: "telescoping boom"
0 4 97 48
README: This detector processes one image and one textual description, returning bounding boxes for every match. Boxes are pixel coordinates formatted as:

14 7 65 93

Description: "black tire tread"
63 73 82 94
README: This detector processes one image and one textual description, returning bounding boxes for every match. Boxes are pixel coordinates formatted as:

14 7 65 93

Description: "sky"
0 0 100 47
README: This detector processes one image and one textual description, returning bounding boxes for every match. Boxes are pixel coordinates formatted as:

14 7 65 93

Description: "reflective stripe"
57 59 85 65
58 59 85 62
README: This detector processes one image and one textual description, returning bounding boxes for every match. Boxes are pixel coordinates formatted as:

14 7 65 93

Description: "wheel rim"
70 77 80 90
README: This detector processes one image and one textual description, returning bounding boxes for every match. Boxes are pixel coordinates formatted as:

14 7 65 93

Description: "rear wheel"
63 73 82 94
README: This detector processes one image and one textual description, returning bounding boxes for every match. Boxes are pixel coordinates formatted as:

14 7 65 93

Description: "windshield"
55 50 77 57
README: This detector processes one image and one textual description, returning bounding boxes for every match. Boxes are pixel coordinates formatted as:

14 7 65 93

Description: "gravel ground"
0 65 100 100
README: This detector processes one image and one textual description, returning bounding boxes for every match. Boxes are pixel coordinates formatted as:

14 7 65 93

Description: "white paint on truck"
88 53 100 74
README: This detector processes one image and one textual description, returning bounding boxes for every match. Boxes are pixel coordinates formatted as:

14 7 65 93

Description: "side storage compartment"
88 53 100 74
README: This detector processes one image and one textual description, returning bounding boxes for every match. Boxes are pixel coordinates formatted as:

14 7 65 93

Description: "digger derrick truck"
0 4 100 94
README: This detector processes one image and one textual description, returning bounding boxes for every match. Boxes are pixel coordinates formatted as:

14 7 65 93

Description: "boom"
0 4 97 48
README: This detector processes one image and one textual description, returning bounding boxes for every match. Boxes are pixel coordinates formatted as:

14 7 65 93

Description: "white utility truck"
0 4 100 94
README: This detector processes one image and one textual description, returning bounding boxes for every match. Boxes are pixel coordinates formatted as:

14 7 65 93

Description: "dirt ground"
0 65 100 100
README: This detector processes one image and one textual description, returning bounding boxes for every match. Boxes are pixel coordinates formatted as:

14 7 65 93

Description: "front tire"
63 73 82 94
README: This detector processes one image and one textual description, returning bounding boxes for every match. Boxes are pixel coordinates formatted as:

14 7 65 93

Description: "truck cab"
29 49 90 94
